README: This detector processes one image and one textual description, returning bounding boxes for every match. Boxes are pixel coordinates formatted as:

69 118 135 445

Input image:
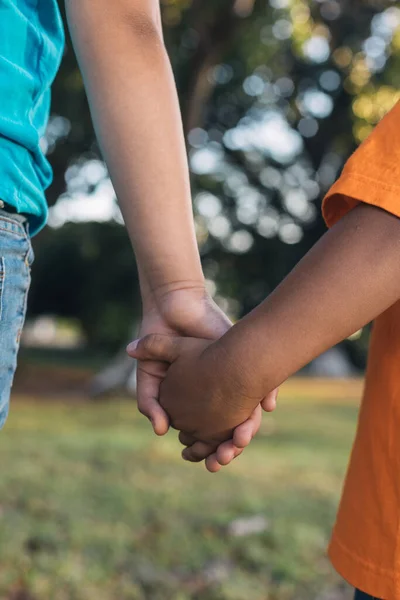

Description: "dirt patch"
13 361 95 398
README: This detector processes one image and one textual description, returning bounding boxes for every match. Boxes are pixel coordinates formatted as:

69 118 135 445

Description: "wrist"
211 320 272 401
138 262 206 309
141 278 207 314
152 282 210 331
201 335 264 413
140 277 233 341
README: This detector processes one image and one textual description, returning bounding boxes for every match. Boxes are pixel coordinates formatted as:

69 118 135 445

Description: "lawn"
0 379 363 600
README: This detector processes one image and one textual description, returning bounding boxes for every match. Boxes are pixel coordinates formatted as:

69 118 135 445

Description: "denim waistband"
0 207 28 237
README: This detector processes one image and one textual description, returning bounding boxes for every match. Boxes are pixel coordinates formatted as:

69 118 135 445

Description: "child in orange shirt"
129 100 400 599
320 100 400 600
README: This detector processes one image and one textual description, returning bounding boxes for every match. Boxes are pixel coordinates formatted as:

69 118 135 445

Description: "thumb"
126 333 185 363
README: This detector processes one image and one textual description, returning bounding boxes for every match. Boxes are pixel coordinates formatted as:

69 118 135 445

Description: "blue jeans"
354 589 380 599
0 209 33 429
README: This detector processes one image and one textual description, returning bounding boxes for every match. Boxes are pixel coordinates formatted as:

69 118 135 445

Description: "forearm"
65 0 204 301
217 204 400 397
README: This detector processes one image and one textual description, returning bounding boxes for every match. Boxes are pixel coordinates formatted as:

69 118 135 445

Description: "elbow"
121 9 164 46
66 0 164 46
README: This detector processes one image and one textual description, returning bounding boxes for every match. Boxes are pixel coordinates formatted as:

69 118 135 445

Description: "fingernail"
126 340 139 353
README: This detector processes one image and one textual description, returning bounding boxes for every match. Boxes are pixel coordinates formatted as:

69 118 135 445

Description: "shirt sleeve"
322 100 400 228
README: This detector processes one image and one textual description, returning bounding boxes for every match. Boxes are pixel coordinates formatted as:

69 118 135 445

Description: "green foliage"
39 1 400 358
28 223 140 350
0 385 358 599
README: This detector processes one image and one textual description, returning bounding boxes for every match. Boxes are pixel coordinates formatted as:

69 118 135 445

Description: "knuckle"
193 443 214 460
142 334 159 354
191 449 206 460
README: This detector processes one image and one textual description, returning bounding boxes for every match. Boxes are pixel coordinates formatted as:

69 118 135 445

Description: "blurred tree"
29 222 140 350
29 0 400 386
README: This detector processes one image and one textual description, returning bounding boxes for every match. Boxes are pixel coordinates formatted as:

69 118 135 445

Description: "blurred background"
2 0 400 598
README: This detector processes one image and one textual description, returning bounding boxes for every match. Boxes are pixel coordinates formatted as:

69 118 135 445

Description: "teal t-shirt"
0 0 65 235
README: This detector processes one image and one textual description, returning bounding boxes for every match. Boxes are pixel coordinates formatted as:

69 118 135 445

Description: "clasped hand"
127 333 277 472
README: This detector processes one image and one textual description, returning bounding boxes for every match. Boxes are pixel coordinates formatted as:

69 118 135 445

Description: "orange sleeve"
322 100 400 228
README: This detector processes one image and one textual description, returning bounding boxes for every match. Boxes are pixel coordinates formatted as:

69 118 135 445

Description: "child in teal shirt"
0 0 258 471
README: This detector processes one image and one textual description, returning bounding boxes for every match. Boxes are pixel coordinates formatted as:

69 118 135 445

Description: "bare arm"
65 0 204 304
217 203 400 396
128 203 400 445
65 0 272 460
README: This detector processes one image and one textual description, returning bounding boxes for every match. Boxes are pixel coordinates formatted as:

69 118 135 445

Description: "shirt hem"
0 182 47 236
329 533 396 599
322 172 400 229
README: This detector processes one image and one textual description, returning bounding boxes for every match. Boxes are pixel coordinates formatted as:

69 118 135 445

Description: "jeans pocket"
0 256 5 321
24 237 34 268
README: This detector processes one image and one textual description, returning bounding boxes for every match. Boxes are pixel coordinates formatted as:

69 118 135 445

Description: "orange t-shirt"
322 100 400 599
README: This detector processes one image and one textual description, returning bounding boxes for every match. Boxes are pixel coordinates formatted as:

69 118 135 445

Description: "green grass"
0 383 361 600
